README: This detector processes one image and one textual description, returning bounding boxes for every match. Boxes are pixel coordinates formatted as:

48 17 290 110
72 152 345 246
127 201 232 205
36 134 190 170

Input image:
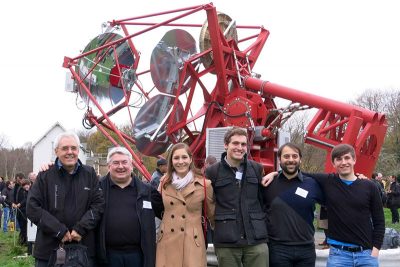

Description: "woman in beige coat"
156 143 215 267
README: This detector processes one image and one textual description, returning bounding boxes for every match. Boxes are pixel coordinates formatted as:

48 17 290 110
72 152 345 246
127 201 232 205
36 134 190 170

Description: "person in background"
205 155 217 168
150 158 167 189
19 179 31 252
1 180 15 232
27 131 105 267
156 143 215 267
28 172 37 184
96 146 163 267
150 158 167 237
12 173 27 244
0 176 4 228
387 175 400 224
205 127 268 267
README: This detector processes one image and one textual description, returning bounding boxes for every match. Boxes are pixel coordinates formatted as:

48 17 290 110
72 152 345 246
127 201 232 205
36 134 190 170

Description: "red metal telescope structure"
63 3 387 180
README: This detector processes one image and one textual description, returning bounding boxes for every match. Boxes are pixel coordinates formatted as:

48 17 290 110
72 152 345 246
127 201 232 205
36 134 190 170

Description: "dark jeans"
390 206 399 223
101 249 144 267
16 212 27 245
269 242 316 267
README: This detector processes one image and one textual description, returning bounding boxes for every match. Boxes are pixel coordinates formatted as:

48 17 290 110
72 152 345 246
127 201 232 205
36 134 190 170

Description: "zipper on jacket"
55 184 58 209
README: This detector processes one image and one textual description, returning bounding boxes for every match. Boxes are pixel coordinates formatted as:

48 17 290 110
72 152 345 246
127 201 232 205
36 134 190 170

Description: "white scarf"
172 170 194 191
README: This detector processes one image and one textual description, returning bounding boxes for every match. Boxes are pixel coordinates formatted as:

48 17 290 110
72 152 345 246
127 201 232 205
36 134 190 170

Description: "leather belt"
331 244 365 252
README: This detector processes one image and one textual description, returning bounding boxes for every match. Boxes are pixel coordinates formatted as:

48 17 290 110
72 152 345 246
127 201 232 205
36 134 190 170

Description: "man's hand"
356 173 368 179
40 162 54 172
71 230 82 242
62 231 72 243
371 247 379 258
261 171 278 187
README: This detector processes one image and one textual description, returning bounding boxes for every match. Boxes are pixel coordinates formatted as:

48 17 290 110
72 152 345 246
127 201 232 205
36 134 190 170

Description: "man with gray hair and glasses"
96 146 163 267
27 131 105 267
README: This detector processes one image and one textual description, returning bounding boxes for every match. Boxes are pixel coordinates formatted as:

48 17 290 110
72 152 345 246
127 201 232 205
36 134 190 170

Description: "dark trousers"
16 212 27 245
101 249 144 267
269 242 316 267
35 257 95 267
390 206 399 223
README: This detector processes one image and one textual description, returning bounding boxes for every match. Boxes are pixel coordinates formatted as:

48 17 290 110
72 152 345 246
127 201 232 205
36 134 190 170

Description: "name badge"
295 187 308 198
143 200 152 209
235 171 243 180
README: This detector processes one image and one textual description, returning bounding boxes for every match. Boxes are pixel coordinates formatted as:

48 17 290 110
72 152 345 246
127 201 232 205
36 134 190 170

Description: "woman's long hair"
162 143 202 189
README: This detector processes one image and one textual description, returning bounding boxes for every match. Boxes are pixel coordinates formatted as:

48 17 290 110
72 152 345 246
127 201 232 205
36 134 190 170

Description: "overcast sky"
1 0 399 147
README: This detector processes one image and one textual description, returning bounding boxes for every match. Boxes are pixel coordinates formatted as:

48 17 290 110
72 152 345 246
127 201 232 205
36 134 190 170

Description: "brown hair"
224 127 248 145
277 142 302 159
162 143 202 189
331 144 355 162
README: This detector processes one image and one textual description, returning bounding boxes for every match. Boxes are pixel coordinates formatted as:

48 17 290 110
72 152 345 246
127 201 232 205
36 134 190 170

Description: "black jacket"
1 186 13 207
388 182 400 208
27 159 105 260
205 153 268 247
96 174 163 267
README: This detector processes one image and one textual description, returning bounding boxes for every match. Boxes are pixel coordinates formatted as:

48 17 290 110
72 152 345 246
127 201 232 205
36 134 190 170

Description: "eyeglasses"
59 146 78 152
110 160 130 167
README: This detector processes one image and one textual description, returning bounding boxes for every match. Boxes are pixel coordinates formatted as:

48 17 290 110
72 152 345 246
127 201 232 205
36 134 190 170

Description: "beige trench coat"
156 175 215 267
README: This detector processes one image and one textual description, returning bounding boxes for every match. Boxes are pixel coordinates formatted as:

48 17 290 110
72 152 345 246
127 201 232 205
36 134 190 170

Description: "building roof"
32 122 66 147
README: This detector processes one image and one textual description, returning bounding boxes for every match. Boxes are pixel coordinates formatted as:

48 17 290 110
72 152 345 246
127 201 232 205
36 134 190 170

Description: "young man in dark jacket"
205 127 268 267
96 146 163 267
27 131 105 267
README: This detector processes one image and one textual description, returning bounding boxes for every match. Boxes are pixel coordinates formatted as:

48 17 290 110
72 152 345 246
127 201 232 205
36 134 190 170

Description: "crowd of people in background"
0 127 398 266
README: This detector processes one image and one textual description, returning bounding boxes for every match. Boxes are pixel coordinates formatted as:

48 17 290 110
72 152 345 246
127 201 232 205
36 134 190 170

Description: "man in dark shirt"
264 144 385 267
97 146 163 267
262 143 324 266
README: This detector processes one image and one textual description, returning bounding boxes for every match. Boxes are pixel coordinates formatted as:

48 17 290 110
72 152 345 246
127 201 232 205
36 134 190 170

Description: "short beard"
280 162 300 176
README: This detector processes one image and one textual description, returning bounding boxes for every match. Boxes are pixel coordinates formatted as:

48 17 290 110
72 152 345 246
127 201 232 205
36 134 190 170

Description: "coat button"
170 201 174 205
194 235 198 239
182 202 186 206
161 230 163 234
171 214 175 218
181 227 184 232
171 228 174 232
182 214 186 219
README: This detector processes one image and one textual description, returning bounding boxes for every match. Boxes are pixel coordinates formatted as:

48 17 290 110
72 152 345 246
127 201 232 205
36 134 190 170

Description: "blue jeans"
327 246 379 267
269 242 316 267
2 207 9 232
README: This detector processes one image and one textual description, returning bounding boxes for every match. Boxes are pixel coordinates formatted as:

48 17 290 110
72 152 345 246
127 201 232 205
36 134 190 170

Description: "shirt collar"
278 170 303 182
109 176 135 188
224 156 244 172
56 158 80 175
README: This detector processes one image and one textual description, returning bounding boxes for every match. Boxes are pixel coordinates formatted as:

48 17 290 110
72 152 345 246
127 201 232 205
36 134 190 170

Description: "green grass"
0 231 34 267
383 207 400 232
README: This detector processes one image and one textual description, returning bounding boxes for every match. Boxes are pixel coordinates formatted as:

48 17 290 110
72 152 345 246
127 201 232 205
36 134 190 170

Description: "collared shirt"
56 159 80 175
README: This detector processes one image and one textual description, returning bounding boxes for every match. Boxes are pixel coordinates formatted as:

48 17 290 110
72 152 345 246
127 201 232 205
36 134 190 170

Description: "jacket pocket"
214 213 239 243
249 212 268 239
246 177 260 196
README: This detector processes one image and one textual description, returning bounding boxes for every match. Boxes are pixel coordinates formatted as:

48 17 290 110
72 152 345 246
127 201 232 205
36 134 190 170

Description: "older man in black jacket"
27 131 105 267
97 146 163 267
